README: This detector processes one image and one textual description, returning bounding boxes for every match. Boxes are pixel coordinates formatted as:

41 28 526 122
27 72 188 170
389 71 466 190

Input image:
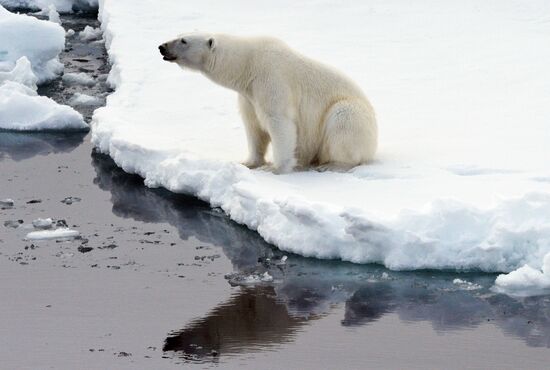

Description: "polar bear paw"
241 158 266 169
272 158 296 174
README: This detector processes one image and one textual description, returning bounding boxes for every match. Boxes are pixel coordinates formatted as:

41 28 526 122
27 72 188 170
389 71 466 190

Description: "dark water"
1 8 550 370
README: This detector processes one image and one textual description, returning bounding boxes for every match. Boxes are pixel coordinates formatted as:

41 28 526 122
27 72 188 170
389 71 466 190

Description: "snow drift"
92 0 550 295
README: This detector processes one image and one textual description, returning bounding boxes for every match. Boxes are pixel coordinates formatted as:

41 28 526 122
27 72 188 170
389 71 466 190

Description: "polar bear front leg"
239 95 269 168
265 115 297 174
253 82 296 174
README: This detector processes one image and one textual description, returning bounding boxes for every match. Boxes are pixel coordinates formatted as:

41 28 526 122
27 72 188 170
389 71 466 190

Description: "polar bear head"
159 33 216 71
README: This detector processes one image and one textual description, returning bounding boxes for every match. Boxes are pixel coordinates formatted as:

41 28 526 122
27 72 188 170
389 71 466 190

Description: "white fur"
160 33 377 173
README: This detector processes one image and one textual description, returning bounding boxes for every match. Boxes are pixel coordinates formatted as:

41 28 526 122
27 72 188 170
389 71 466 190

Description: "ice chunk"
260 271 273 282
66 28 75 37
0 198 15 208
62 72 95 86
0 58 86 131
60 196 81 204
0 80 88 131
0 5 65 83
47 4 60 24
69 92 101 106
494 253 550 296
26 227 80 240
79 25 101 41
32 217 53 229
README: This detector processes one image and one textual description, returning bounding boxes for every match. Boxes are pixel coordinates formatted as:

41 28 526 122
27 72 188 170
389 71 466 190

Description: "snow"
79 25 101 41
92 0 550 295
25 227 80 240
0 0 98 13
69 92 101 106
62 71 95 86
0 5 64 84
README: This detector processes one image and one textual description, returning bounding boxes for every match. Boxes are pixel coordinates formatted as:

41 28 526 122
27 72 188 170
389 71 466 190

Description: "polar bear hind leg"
318 99 377 172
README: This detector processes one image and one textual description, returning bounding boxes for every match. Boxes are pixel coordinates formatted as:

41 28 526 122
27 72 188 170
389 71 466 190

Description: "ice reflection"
0 132 86 161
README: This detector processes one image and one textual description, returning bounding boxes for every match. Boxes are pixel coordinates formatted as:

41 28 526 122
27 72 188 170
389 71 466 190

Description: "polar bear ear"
208 37 216 51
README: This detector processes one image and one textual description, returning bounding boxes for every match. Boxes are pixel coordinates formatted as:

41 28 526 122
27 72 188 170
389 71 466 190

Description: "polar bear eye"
181 38 187 44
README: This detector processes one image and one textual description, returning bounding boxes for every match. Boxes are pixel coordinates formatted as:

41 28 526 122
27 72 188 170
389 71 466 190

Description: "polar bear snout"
158 43 177 61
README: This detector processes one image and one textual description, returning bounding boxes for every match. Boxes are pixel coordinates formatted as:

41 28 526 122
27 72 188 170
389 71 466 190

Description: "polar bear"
159 33 377 173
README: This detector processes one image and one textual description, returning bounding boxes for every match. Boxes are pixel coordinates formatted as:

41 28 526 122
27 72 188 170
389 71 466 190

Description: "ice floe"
87 0 550 295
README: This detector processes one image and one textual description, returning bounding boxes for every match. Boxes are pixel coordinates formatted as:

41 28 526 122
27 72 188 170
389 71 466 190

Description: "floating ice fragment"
32 217 53 229
0 81 87 131
61 196 81 205
260 271 273 282
47 5 61 24
453 278 482 291
494 253 550 296
79 25 101 41
69 92 101 106
61 72 95 86
0 198 15 208
26 227 80 240
0 6 65 83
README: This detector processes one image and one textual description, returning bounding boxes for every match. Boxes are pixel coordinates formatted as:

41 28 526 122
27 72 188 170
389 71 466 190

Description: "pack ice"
90 0 550 295
0 5 87 131
0 0 98 13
